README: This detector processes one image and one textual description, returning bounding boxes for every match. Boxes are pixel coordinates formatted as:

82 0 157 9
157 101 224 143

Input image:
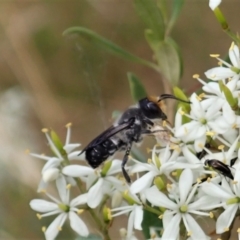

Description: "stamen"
42 226 46 233
77 209 84 215
230 42 235 51
66 184 71 190
162 120 167 127
158 214 163 219
172 171 177 176
209 212 214 218
232 123 237 129
237 228 240 233
210 54 220 58
207 177 212 182
179 109 185 115
39 189 46 194
148 158 152 164
210 74 216 79
57 226 62 231
198 143 204 149
224 227 229 232
196 95 202 101
206 131 215 137
41 128 49 133
25 149 30 154
187 231 192 236
65 122 72 128
197 178 202 183
232 180 238 185
218 145 225 150
192 74 200 79
151 233 156 239
37 213 42 219
146 148 151 153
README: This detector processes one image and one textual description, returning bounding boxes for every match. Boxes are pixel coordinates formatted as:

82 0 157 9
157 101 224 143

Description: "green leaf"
167 0 185 34
155 38 181 86
127 72 147 102
134 0 165 41
50 130 66 155
142 208 162 239
63 27 157 70
219 81 238 109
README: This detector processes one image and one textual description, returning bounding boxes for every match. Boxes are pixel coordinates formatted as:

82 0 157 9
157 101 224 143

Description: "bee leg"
122 142 133 183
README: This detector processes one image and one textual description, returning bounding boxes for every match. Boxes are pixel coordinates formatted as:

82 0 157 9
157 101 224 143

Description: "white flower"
205 42 240 81
201 174 240 234
130 144 198 194
29 176 89 240
146 169 217 240
209 0 222 10
112 191 143 239
30 123 84 191
63 159 125 208
175 93 230 151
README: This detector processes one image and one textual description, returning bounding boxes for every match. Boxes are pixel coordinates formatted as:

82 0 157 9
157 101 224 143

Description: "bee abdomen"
85 139 120 168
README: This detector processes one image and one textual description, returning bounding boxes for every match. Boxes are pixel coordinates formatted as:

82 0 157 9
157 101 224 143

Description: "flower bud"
42 168 60 182
111 190 123 208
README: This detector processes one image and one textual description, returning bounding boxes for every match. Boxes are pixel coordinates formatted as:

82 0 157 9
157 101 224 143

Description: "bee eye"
139 98 166 120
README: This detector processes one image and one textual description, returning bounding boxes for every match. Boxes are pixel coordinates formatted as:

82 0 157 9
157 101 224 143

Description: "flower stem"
143 204 162 215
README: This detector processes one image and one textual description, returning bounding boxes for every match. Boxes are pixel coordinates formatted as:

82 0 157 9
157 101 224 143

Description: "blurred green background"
0 0 240 239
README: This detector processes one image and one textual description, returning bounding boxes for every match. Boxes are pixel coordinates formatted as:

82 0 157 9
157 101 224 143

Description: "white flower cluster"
29 42 240 240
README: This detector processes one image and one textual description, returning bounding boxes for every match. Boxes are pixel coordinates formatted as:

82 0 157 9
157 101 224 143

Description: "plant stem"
143 204 162 215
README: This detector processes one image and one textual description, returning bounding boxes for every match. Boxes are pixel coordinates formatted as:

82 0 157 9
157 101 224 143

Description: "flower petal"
145 186 177 209
62 165 94 177
45 213 67 240
69 211 89 237
87 178 104 208
184 214 210 240
209 0 222 10
130 171 156 194
70 193 88 207
216 205 238 233
179 169 193 204
134 206 143 230
30 199 58 213
162 213 181 240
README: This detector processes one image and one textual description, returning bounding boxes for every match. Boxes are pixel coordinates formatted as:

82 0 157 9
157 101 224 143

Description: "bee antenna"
158 94 191 104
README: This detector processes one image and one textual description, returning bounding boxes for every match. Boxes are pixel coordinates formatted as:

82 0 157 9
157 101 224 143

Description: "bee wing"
80 118 135 154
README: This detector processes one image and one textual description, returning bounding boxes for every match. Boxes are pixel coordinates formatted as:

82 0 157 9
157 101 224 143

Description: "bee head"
138 94 191 120
138 96 167 120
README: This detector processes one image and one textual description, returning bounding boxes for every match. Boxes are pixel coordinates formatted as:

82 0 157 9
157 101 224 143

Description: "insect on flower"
204 159 233 180
79 94 190 183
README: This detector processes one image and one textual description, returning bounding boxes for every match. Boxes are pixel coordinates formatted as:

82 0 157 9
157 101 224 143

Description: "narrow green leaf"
155 38 181 86
167 0 185 34
173 87 190 105
134 0 165 41
168 37 183 78
127 72 147 102
63 27 158 70
219 81 238 109
142 208 162 239
50 130 66 155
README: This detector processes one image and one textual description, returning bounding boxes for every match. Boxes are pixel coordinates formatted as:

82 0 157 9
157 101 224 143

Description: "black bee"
204 159 233 180
80 94 190 183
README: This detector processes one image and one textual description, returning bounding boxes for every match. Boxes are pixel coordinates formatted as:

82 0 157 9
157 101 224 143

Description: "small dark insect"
80 94 190 183
196 142 211 160
204 159 233 180
230 157 238 167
